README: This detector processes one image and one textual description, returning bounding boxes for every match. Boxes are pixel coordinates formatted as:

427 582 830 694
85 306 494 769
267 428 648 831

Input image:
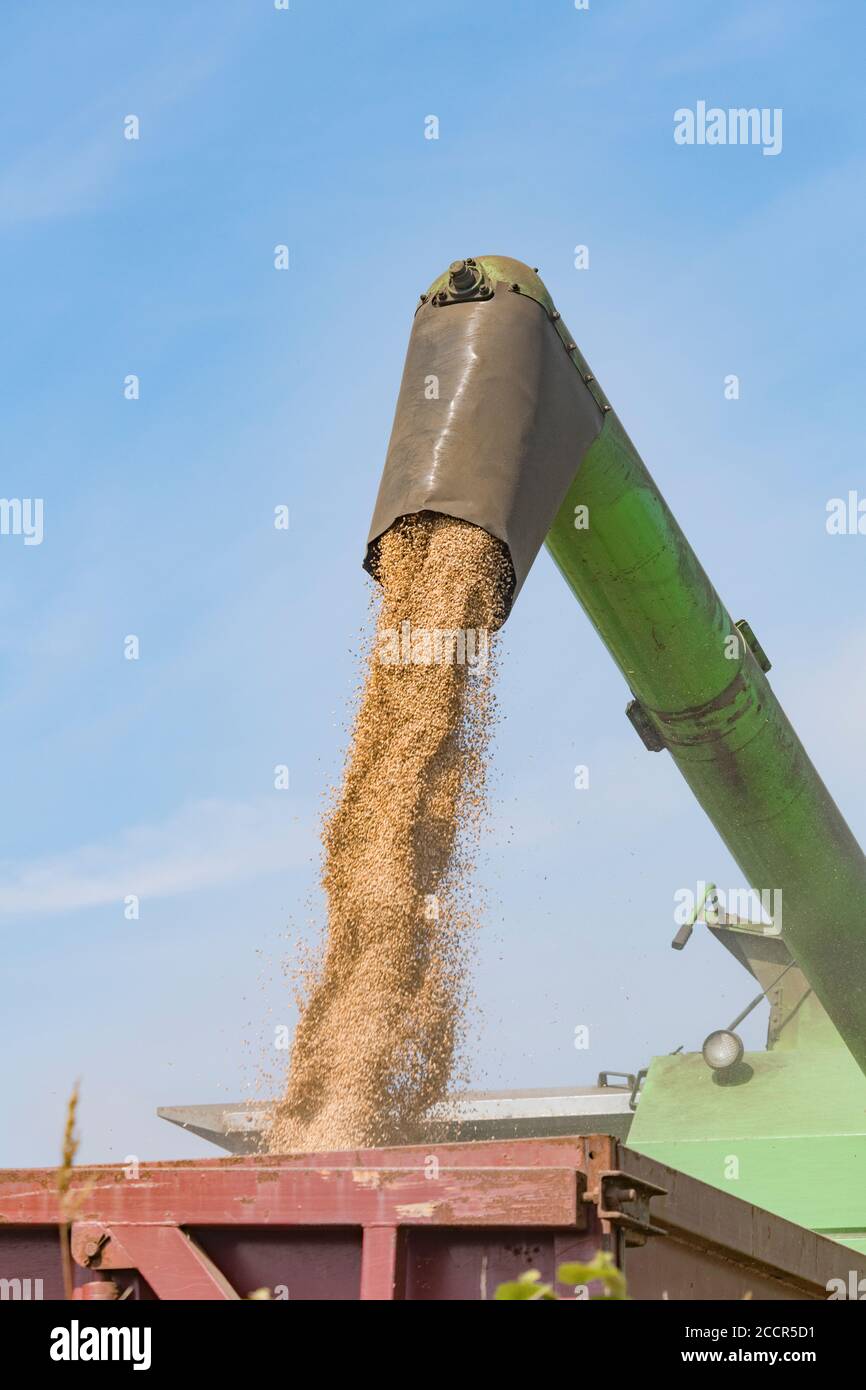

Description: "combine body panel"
628 920 866 1249
628 1046 866 1256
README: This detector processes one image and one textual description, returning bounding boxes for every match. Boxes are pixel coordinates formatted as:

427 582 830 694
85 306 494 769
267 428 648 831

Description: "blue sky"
2 0 865 1165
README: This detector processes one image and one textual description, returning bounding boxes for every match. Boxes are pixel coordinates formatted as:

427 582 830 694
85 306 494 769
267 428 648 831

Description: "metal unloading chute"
158 1083 637 1154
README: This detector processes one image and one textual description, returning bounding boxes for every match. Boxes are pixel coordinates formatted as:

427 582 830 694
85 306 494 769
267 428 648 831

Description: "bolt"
82 1233 109 1266
584 373 594 383
550 310 561 321
449 259 477 291
419 293 428 303
510 282 521 292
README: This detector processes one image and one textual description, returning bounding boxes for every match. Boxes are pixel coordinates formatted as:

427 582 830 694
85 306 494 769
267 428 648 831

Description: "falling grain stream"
268 514 511 1151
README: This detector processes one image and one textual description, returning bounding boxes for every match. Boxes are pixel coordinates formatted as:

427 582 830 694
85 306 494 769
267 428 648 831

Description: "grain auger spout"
365 253 866 1077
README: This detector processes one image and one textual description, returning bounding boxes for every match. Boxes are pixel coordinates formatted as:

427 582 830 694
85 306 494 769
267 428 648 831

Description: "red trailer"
1 1134 855 1301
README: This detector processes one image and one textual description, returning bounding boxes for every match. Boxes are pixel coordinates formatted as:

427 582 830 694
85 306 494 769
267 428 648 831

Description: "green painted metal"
707 918 843 1053
408 255 866 1249
628 1051 866 1253
514 282 866 1078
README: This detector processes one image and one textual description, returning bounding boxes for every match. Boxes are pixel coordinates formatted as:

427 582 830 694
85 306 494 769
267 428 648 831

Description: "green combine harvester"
362 254 866 1256
163 253 866 1263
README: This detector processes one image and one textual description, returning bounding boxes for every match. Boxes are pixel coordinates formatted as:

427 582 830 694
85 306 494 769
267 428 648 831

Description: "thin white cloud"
0 797 314 918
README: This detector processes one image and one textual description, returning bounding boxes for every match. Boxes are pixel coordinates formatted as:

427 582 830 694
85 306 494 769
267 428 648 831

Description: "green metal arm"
369 253 866 1077
533 289 866 1077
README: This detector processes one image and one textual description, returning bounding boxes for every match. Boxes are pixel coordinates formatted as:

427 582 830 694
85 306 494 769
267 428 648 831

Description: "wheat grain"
267 514 511 1151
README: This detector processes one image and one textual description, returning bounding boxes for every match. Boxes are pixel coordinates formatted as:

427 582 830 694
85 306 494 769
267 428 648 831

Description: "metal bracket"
628 1069 648 1111
671 882 719 950
79 1231 110 1267
596 1070 646 1111
585 1170 667 1248
626 698 665 752
72 1221 241 1300
597 1070 636 1090
735 618 771 673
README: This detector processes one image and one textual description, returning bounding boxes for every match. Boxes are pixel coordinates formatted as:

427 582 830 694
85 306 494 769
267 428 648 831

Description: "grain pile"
267 512 512 1151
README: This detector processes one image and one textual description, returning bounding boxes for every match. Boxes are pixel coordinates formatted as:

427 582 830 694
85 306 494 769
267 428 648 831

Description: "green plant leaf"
494 1269 557 1300
557 1252 627 1300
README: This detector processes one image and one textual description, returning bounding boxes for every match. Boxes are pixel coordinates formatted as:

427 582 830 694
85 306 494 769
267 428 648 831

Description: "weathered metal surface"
0 1164 583 1230
0 1142 590 1302
72 1223 240 1301
591 1169 667 1247
156 1101 266 1155
365 256 604 606
359 1226 405 1301
427 1084 635 1135
402 1228 602 1301
189 1228 361 1302
0 1135 859 1300
0 1228 65 1301
157 1084 635 1155
72 1279 119 1300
